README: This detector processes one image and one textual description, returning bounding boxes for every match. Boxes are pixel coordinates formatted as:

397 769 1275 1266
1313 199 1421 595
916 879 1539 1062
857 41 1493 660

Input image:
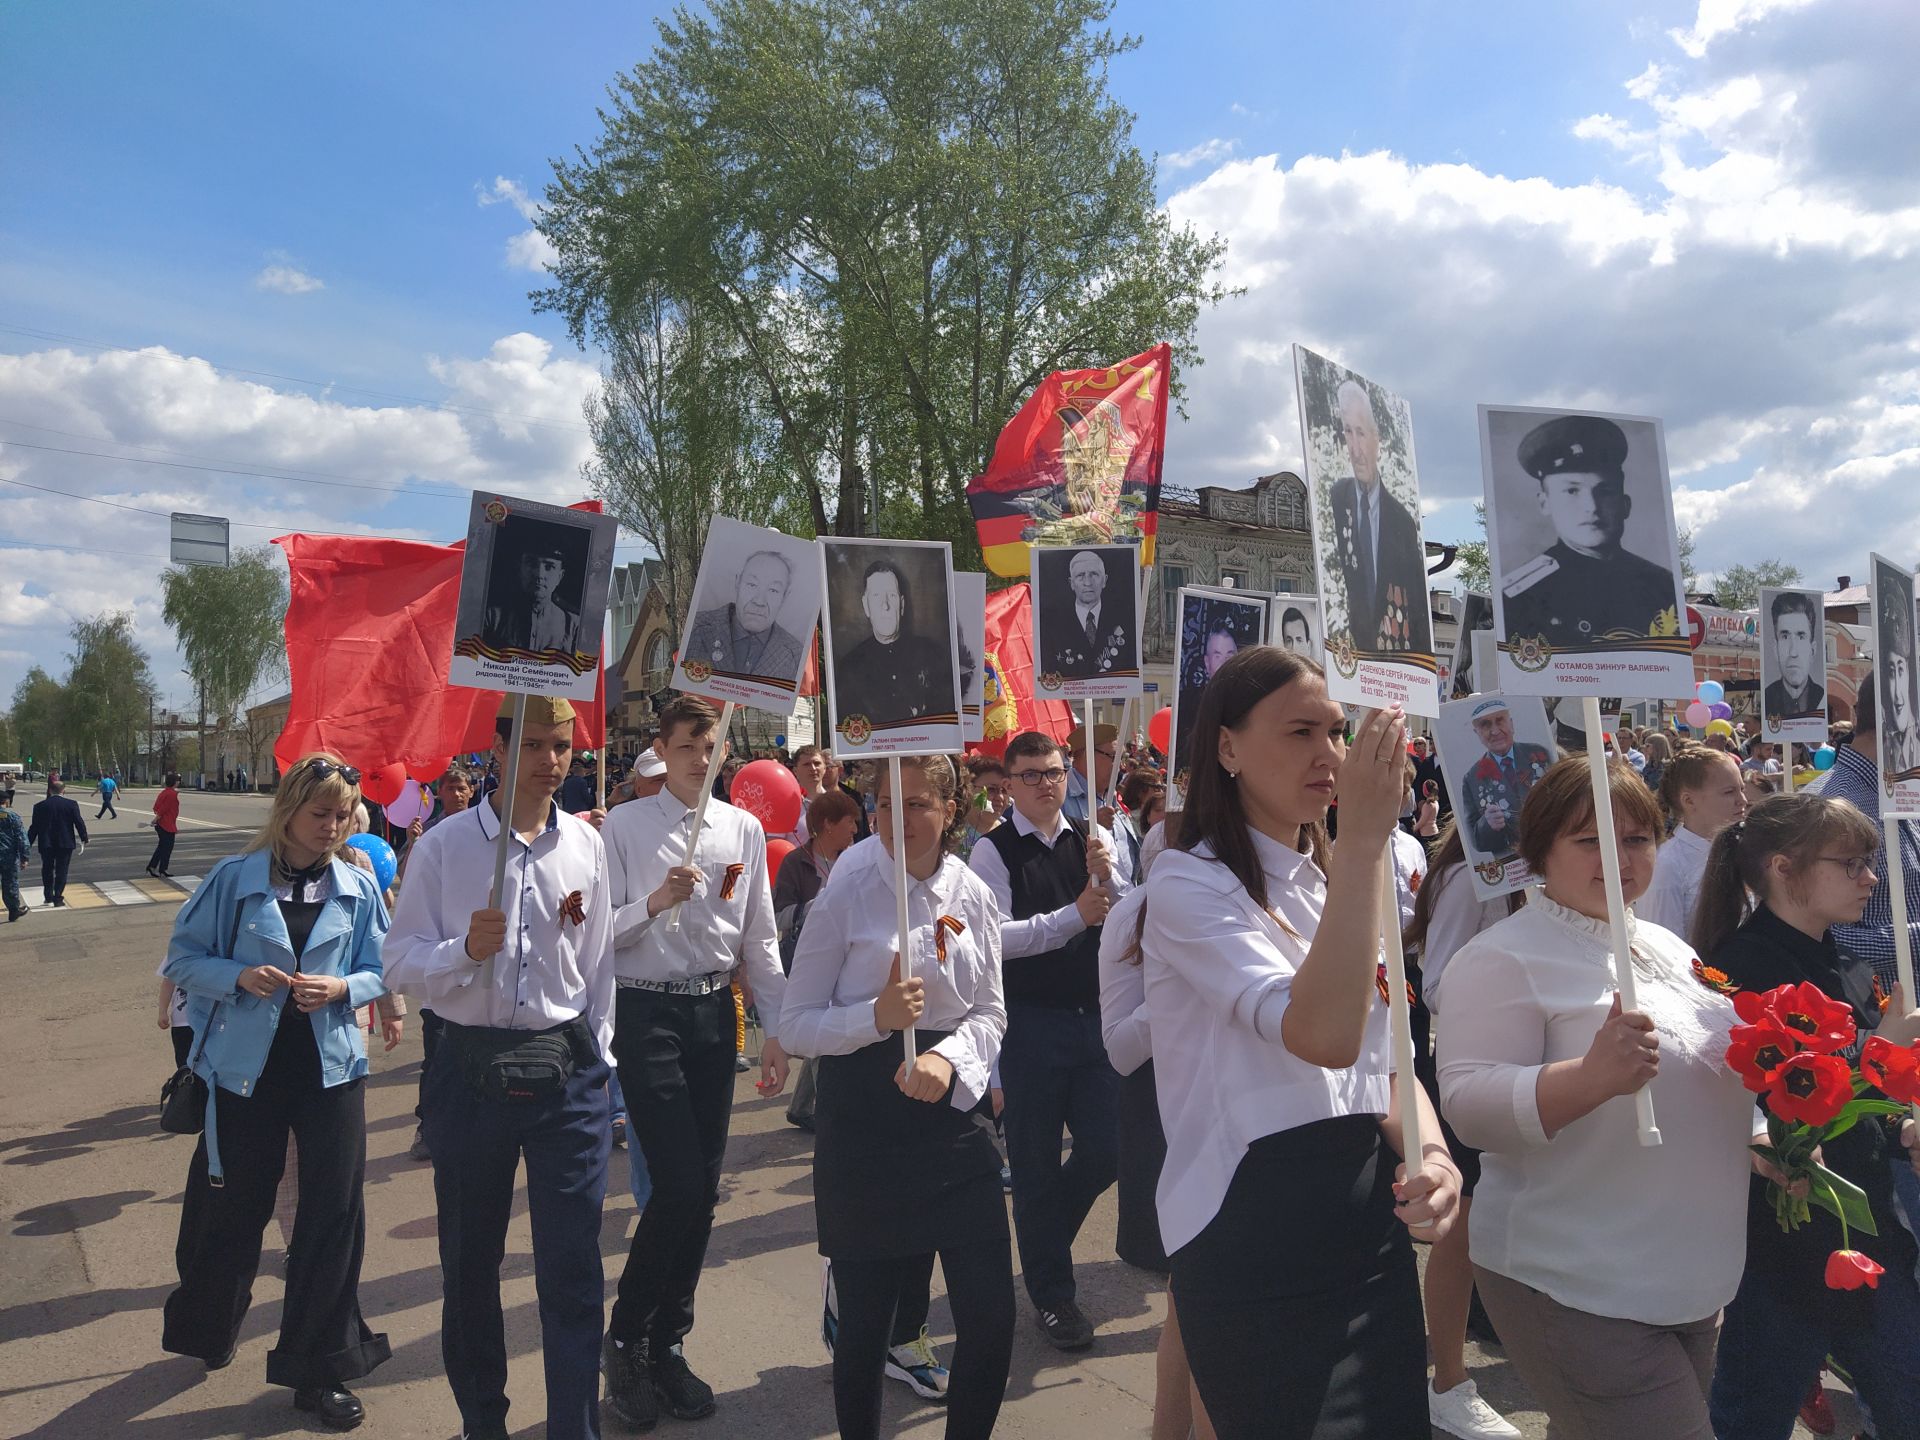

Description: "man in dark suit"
682 549 806 683
1329 379 1432 654
1043 549 1134 680
1763 589 1826 731
837 558 954 721
27 777 87 907
1458 699 1551 862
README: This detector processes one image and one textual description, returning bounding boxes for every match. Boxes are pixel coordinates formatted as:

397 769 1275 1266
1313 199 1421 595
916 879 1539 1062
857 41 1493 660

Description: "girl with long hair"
1639 745 1748 942
160 754 392 1428
1438 758 1761 1439
1135 644 1458 1438
782 754 1014 1439
1694 792 1920 1438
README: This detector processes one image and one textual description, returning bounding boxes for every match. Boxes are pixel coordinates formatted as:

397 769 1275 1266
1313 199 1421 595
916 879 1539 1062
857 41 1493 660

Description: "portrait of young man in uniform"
483 524 584 656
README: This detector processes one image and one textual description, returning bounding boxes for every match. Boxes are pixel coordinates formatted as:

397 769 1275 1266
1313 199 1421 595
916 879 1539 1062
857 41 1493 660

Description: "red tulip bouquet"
1724 982 1920 1290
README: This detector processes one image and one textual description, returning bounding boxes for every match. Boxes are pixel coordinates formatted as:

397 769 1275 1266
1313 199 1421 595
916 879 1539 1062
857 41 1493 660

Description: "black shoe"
650 1344 717 1421
51 897 65 907
461 1428 510 1440
205 1341 238 1372
1035 1301 1095 1351
603 1334 658 1431
293 1384 365 1430
407 1125 432 1162
785 1111 815 1132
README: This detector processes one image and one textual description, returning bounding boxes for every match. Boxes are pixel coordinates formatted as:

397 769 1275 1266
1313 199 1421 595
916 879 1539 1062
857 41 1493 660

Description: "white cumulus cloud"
477 176 558 273
253 257 325 295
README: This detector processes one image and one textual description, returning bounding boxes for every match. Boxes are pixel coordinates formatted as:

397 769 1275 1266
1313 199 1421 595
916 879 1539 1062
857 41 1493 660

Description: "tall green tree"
8 667 62 766
62 613 155 772
1712 559 1802 611
537 0 1232 553
159 545 289 733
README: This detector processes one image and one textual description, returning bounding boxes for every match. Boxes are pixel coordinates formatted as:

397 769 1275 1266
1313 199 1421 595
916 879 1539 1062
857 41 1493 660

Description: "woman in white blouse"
1136 645 1459 1440
1638 745 1746 943
783 754 1012 1440
1438 757 1759 1440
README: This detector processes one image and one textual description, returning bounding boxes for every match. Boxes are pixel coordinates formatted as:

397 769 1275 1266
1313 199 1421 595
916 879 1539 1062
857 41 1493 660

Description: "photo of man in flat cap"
1499 414 1680 649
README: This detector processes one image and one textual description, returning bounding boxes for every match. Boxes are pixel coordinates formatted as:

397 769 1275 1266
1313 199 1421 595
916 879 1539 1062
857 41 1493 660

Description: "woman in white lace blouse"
1437 757 1768 1440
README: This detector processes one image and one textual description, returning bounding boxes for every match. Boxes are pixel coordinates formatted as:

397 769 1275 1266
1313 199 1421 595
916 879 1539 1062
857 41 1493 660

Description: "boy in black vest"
968 730 1128 1350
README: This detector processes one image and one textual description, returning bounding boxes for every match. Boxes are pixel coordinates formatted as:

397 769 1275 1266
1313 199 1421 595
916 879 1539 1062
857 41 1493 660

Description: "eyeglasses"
1816 856 1875 880
299 759 362 786
1012 767 1068 787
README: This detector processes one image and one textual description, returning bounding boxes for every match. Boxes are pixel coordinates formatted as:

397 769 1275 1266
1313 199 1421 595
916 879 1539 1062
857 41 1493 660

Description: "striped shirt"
1823 743 1920 993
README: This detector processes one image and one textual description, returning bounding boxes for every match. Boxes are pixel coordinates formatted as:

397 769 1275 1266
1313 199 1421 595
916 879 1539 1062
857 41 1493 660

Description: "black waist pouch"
447 1017 593 1104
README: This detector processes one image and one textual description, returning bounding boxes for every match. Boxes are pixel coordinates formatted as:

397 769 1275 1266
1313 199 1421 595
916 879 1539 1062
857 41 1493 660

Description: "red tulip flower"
1766 1052 1854 1127
1746 982 1858 1054
1860 1035 1920 1105
1824 1249 1884 1290
1727 1023 1802 1093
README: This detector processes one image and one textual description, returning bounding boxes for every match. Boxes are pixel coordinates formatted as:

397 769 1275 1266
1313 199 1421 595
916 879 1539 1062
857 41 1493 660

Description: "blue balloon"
345 833 398 892
1813 745 1837 772
1697 680 1725 705
774 734 787 748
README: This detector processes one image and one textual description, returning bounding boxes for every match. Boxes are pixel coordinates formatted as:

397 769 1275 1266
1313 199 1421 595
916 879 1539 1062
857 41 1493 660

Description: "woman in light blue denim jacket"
160 755 392 1431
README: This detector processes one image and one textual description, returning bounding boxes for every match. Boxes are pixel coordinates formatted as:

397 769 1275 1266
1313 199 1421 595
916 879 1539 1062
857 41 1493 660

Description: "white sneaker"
1429 1378 1521 1440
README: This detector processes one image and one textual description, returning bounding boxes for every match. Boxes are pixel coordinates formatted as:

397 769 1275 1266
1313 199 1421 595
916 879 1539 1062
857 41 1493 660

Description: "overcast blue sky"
3 0 1915 708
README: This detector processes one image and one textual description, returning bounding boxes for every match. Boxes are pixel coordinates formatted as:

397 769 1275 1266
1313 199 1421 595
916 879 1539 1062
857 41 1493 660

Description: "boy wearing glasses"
969 730 1129 1351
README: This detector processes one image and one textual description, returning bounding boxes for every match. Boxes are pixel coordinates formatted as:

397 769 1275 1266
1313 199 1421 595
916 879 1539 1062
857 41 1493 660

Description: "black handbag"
158 897 248 1135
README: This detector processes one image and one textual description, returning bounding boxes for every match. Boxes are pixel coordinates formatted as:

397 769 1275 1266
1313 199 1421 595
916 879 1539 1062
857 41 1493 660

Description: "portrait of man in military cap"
1434 690 1557 899
481 516 589 656
1479 405 1693 698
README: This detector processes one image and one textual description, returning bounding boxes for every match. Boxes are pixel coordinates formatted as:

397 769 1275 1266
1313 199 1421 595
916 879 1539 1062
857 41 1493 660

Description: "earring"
1224 767 1239 779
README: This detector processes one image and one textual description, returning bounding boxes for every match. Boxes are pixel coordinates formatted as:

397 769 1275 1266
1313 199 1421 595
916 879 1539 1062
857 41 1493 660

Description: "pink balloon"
730 759 805 834
1685 701 1711 726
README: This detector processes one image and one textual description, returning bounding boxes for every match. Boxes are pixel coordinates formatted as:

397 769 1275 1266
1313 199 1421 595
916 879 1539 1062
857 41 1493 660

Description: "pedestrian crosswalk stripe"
29 876 197 912
96 880 147 906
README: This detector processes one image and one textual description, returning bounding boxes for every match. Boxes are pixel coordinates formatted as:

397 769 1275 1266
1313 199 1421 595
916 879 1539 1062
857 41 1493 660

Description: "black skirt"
813 1028 1007 1260
1115 1061 1170 1273
1171 1115 1425 1440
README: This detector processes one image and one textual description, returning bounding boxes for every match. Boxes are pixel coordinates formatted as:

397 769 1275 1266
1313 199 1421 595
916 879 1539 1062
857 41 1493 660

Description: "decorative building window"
644 632 671 677
1220 568 1248 590
1161 564 1188 604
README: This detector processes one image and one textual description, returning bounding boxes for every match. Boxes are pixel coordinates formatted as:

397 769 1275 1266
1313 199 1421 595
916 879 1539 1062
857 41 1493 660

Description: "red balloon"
765 836 796 881
361 762 408 808
405 756 454 783
730 758 805 834
1147 706 1173 754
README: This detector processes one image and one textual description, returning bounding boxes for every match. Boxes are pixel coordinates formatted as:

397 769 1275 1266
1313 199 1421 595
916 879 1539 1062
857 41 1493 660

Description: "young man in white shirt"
599 695 789 1428
384 695 616 1440
969 729 1129 1350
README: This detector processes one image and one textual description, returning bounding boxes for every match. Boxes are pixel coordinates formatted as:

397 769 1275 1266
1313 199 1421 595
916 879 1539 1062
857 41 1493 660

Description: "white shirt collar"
473 794 559 841
1010 805 1069 846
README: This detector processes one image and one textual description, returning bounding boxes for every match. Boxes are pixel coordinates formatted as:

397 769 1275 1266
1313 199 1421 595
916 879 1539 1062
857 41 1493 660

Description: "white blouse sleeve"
1636 849 1689 938
1436 935 1553 1153
1418 865 1489 1014
927 893 1006 1110
1142 857 1291 1042
1098 888 1153 1075
776 880 884 1060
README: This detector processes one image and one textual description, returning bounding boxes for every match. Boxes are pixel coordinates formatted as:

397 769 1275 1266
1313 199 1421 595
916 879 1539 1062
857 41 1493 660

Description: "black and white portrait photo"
1269 595 1322 663
450 490 619 700
1759 586 1828 745
1292 346 1439 716
1168 587 1269 782
1031 543 1142 701
1481 404 1693 699
672 518 824 710
956 572 987 741
1433 691 1556 900
1449 592 1495 699
818 537 962 757
1873 554 1920 812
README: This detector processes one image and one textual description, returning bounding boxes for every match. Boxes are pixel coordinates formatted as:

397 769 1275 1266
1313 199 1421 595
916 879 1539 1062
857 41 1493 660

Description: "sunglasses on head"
299 759 362 787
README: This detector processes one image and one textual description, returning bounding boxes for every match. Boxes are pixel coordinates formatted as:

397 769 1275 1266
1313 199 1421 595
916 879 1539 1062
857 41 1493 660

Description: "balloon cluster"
1683 679 1736 738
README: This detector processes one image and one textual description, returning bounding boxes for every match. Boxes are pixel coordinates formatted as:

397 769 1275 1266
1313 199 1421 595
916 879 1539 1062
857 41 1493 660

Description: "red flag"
272 505 607 776
972 583 1072 758
967 343 1171 578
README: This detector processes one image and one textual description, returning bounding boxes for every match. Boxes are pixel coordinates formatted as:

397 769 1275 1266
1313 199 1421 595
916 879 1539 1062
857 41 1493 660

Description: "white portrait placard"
1757 586 1829 746
819 537 963 758
671 517 825 714
1030 542 1144 702
1434 691 1556 901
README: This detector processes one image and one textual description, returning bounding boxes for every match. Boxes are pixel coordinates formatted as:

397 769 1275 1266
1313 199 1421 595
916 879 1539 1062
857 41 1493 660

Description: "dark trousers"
609 985 737 1349
97 795 117 818
424 1032 610 1440
162 1008 388 1389
171 1026 194 1068
414 1007 444 1121
148 828 176 874
39 847 71 902
1710 1261 1920 1440
832 1242 1014 1440
996 1001 1120 1310
1 860 21 917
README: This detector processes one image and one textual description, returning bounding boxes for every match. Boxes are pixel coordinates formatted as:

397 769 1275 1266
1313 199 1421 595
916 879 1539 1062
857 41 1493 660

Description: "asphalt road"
0 817 1849 1439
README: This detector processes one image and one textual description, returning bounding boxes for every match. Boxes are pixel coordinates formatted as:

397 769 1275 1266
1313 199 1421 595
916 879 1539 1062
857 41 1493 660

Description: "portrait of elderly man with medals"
1456 696 1552 863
